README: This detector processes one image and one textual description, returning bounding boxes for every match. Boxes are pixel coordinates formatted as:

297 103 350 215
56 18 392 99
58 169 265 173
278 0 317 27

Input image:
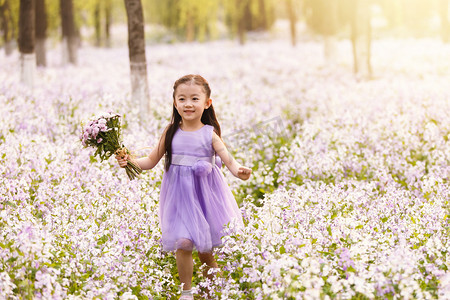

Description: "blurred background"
3 0 449 44
4 0 450 108
4 0 449 123
2 0 449 62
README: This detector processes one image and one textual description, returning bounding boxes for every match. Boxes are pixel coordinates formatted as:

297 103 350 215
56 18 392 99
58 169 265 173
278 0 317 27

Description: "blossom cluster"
80 113 121 157
1 37 449 299
79 113 142 180
80 115 111 146
214 181 449 299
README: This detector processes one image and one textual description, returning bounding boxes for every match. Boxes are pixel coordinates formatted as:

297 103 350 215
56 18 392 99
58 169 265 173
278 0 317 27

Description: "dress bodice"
171 125 215 157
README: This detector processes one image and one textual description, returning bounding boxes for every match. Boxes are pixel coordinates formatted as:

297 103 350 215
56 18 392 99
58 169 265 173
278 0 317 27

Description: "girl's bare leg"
176 249 193 290
198 252 219 279
198 251 219 298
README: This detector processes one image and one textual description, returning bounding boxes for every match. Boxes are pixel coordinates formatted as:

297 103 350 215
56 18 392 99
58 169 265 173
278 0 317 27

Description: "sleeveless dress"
159 124 243 253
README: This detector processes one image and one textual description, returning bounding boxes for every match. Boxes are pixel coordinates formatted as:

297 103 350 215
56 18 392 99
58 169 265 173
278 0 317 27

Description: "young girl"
116 74 252 299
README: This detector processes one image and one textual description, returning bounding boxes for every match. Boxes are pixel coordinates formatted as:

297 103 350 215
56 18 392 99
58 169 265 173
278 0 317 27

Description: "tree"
19 0 35 87
35 0 46 66
93 0 112 47
237 0 249 44
0 0 15 55
94 0 101 46
145 0 219 42
322 0 339 62
303 0 372 76
350 0 372 77
224 0 275 45
124 0 150 121
303 0 339 35
105 0 112 47
303 0 340 62
60 0 77 64
286 0 297 46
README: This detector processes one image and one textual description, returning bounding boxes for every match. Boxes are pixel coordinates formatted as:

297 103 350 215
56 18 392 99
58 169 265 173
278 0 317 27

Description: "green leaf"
90 155 97 164
331 211 338 219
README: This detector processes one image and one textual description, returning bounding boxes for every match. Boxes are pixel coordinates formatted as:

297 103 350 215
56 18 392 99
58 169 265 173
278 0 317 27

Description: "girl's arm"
212 132 252 180
116 128 166 171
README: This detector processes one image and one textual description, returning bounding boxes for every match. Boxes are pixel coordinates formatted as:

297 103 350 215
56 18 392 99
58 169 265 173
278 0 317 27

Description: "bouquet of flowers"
80 112 142 180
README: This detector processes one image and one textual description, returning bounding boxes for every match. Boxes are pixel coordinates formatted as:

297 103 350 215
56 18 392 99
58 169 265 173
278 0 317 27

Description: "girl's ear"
173 99 177 108
205 98 212 109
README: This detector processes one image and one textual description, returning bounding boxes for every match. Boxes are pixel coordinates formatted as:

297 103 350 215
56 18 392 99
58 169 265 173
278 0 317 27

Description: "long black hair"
164 74 221 171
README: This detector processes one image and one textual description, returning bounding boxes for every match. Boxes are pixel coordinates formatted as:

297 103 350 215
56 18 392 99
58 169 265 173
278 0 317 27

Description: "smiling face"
173 82 212 124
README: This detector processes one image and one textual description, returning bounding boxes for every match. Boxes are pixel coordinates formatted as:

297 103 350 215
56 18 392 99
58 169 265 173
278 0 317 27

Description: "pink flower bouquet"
80 112 142 180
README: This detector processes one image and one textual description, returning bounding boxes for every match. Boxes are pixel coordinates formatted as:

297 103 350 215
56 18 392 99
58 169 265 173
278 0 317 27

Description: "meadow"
0 37 449 299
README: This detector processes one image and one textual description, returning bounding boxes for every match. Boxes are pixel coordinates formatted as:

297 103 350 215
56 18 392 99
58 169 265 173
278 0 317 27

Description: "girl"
116 74 252 299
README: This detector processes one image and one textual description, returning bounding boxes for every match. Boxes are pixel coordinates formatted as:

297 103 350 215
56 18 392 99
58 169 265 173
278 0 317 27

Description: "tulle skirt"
159 165 243 253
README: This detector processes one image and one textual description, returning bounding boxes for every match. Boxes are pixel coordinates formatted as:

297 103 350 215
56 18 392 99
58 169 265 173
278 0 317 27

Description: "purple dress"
159 124 243 253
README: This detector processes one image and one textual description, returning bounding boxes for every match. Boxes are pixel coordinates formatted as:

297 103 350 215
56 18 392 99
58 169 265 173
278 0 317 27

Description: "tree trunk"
286 0 296 46
4 41 14 55
243 2 252 31
323 0 339 63
19 0 36 87
60 0 77 65
124 0 150 121
440 0 449 43
186 9 195 42
258 0 267 29
350 0 372 78
1 0 15 55
105 0 112 47
94 0 101 46
35 0 47 66
237 18 245 45
236 0 246 45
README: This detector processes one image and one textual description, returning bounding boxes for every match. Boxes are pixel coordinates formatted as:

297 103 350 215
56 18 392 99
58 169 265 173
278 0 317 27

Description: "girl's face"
174 83 211 123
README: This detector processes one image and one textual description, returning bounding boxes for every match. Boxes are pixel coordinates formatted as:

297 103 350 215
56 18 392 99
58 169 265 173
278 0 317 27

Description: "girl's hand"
237 166 252 181
115 153 129 168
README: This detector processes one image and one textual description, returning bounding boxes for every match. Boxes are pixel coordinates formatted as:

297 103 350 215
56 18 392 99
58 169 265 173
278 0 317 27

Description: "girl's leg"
176 239 194 291
198 252 219 280
198 251 220 298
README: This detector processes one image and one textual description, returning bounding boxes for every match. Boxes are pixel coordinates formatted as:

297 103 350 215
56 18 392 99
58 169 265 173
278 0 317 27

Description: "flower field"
0 38 449 299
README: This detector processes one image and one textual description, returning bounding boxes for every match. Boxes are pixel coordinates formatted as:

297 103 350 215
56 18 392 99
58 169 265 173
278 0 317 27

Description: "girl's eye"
193 98 199 101
178 98 184 101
